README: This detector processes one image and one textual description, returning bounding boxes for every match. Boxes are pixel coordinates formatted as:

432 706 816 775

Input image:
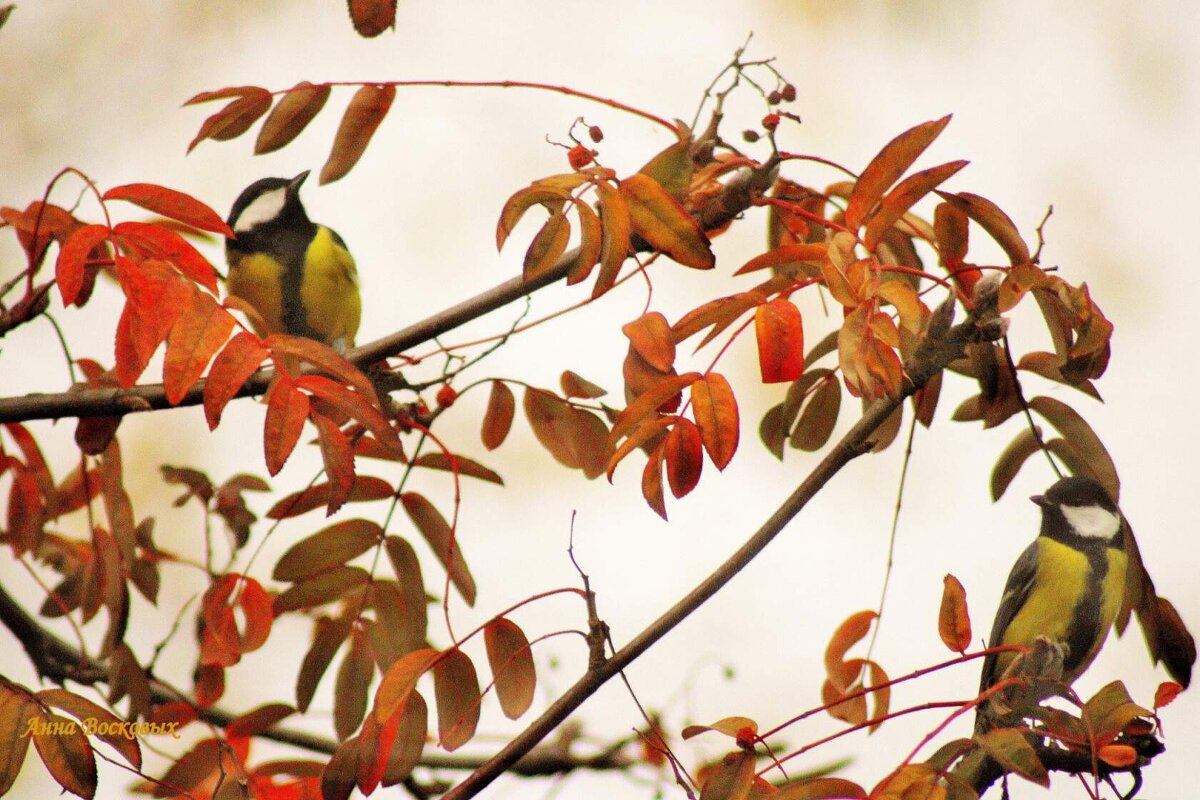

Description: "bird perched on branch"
225 170 361 351
976 475 1127 730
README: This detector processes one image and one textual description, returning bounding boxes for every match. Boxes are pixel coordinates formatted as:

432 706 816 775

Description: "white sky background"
1 2 1198 798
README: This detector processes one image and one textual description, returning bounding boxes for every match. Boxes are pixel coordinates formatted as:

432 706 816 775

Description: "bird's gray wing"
979 540 1039 692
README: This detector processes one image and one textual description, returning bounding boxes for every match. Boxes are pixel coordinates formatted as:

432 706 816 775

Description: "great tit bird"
977 475 1127 728
225 171 361 351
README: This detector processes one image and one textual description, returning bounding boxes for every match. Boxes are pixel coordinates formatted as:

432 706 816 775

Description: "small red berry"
568 144 594 169
588 125 604 143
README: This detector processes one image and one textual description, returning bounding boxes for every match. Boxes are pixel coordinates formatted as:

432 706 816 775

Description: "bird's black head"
1031 476 1122 544
226 171 312 240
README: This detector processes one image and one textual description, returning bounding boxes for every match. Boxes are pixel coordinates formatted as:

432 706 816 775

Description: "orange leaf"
32 711 97 798
863 159 969 250
845 115 951 231
642 444 668 520
273 519 382 582
103 183 233 236
605 415 676 481
401 492 476 606
203 332 269 429
523 210 570 280
523 388 611 476
113 220 219 292
495 183 573 252
609 372 701 443
622 312 676 372
937 191 1030 266
824 610 876 685
681 716 759 741
484 618 536 720
618 173 715 269
0 685 36 795
1098 744 1138 768
433 649 481 751
664 419 703 499
691 373 739 470
565 198 603 285
697 750 755 800
187 88 272 151
938 574 972 654
374 647 440 722
754 298 805 383
592 181 632 298
481 381 515 450
560 370 606 399
734 243 828 276
255 81 331 154
263 376 311 476
56 224 109 306
164 289 236 405
321 84 396 184
1154 681 1183 710
296 374 401 455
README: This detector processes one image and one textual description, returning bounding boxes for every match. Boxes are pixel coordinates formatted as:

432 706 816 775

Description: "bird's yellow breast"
227 251 286 336
997 538 1127 683
299 225 361 350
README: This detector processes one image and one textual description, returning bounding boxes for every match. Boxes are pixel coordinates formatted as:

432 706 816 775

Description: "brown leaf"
495 183 573 252
321 84 396 184
990 427 1044 501
412 452 503 485
642 444 668 520
976 728 1049 787
698 750 755 800
845 115 952 230
864 159 969 250
433 649 481 751
266 475 394 518
790 374 841 452
483 618 536 720
32 711 97 799
381 690 427 785
481 381 515 450
297 617 352 712
335 628 374 740
824 610 876 685
1028 395 1119 500
273 566 370 613
523 210 570 280
256 81 331 154
401 492 476 606
347 0 397 37
273 518 382 581
637 126 693 197
937 191 1030 266
592 181 632 298
187 89 272 152
0 683 36 795
938 575 972 653
565 197 604 284
224 702 295 738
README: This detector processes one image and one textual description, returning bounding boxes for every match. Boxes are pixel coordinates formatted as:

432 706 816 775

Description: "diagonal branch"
0 159 779 425
443 286 1007 799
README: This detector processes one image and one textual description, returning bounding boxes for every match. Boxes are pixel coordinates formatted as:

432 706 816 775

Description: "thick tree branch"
0 160 779 425
443 287 1007 799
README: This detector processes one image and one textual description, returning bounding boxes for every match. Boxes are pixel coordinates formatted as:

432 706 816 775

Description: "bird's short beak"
1030 494 1046 506
289 170 311 191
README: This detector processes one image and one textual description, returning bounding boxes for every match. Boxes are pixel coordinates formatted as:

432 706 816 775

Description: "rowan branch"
0 159 779 425
443 283 1007 799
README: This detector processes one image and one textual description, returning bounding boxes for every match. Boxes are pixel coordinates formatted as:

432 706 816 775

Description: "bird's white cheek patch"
1062 504 1121 540
233 188 287 233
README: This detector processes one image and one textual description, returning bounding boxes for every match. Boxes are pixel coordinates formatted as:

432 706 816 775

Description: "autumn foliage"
0 28 1193 800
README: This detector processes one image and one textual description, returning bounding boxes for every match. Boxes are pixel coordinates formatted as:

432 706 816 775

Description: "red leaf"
432 649 481 751
321 84 396 184
690 373 739 470
348 0 398 37
609 372 701 443
622 312 676 372
734 242 828 276
642 445 668 520
663 419 703 498
754 298 805 383
1154 681 1183 710
263 376 311 476
203 332 269 429
103 183 233 236
864 159 969 250
310 412 356 515
265 334 380 403
56 224 109 306
113 220 219 293
484 618 536 719
164 289 236 405
295 373 401 455
255 81 331 154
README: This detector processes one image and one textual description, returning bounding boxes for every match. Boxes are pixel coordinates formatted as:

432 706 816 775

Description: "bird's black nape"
1040 475 1117 511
